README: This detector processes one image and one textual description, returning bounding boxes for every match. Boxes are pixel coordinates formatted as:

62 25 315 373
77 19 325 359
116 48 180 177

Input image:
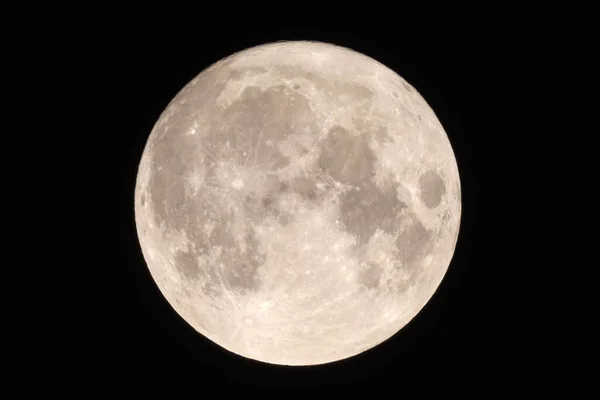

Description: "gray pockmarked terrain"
135 41 461 366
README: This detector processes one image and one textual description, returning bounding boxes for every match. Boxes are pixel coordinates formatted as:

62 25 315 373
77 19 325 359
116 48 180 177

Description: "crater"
261 194 274 209
337 82 375 102
245 179 289 222
227 67 269 81
402 81 414 93
373 125 392 143
418 170 446 209
318 125 376 185
339 179 406 247
273 66 374 102
256 192 292 226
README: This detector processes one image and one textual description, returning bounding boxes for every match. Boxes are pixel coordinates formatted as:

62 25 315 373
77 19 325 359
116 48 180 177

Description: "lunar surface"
134 41 461 366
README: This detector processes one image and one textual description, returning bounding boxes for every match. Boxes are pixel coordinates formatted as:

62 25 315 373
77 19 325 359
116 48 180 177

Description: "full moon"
134 41 461 366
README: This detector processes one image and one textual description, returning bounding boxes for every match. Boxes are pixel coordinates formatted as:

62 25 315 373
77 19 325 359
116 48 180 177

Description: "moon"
134 41 461 366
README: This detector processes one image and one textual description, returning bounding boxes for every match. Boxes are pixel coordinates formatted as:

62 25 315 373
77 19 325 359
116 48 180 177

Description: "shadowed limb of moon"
134 41 461 366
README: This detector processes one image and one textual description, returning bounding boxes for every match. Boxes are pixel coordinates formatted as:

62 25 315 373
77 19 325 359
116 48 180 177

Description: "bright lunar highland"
134 41 461 366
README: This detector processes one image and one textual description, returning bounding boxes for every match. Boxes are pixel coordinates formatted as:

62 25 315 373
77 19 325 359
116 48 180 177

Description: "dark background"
47 5 565 395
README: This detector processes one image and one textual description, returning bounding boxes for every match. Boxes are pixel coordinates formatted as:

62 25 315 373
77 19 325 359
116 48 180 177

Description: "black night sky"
47 5 565 395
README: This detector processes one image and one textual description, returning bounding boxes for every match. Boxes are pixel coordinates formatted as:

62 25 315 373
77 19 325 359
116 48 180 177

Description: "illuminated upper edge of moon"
134 40 462 366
